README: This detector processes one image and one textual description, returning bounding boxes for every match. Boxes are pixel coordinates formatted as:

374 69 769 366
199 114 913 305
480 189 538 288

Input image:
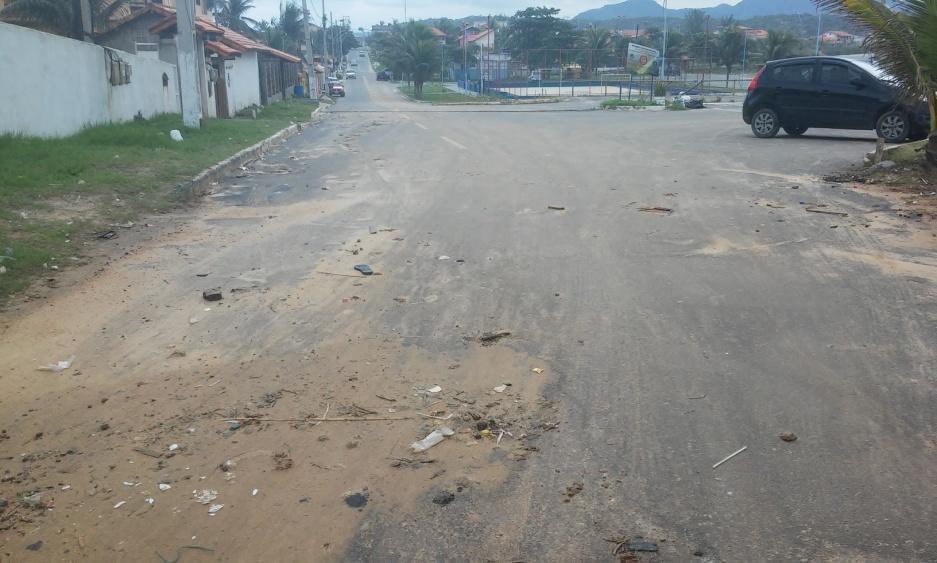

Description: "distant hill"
575 0 818 21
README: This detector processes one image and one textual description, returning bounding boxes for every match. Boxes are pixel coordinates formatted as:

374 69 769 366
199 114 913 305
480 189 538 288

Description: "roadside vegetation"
0 99 316 301
817 0 937 167
399 83 497 104
600 99 658 109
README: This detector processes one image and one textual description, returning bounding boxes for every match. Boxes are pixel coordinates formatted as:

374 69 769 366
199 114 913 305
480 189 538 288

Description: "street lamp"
659 0 668 80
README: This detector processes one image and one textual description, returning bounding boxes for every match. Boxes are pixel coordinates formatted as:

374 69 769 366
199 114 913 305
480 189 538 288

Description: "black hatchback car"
743 56 930 142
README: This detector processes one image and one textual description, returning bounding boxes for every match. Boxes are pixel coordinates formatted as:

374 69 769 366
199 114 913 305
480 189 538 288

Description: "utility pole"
176 0 201 128
300 0 313 95
659 0 668 80
815 7 823 56
463 23 468 94
404 0 407 21
321 0 327 74
78 0 93 42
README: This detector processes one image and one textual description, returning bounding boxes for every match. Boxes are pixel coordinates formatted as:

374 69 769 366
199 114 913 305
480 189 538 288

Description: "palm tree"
1 0 127 39
764 30 799 60
395 22 436 97
816 0 936 164
716 25 745 86
580 26 611 76
215 0 257 35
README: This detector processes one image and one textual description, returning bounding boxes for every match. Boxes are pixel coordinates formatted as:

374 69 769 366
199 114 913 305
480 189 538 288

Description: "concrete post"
79 0 93 42
176 0 202 128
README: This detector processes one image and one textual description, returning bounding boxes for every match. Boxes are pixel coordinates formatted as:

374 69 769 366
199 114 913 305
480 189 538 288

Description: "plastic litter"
427 385 442 393
145 497 155 505
113 501 126 509
493 384 507 393
168 443 179 451
159 483 172 491
531 368 545 374
438 255 451 261
410 426 455 452
208 504 224 515
37 355 75 373
354 264 373 276
170 129 184 142
251 488 259 496
193 489 218 504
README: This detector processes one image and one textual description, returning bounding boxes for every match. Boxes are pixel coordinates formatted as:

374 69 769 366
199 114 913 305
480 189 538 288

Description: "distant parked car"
743 55 930 142
328 81 345 97
346 70 357 79
376 69 393 81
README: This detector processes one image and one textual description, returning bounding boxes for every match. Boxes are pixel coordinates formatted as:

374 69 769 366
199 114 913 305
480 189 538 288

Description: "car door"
815 61 879 129
767 61 820 127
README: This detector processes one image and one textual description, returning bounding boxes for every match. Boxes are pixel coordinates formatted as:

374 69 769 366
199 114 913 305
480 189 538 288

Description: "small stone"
693 549 705 557
475 421 489 431
343 491 368 508
99 423 110 431
26 540 43 551
299 496 311 503
202 288 223 302
779 431 798 442
432 490 455 505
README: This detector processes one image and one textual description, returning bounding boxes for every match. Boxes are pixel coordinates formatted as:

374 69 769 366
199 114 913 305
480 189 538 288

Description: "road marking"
440 136 467 150
414 122 428 130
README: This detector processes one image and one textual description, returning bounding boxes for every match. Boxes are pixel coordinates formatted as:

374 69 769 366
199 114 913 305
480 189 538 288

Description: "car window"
820 63 863 85
771 63 815 84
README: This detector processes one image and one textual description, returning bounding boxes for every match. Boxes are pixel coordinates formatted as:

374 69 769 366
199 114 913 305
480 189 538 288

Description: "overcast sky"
248 0 732 28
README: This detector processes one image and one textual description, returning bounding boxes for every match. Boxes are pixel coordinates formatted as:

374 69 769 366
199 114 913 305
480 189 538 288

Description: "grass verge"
0 98 317 301
600 99 658 109
399 83 498 104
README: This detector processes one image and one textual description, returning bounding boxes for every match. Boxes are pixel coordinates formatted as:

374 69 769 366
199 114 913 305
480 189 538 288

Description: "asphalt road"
2 55 935 562
330 66 937 561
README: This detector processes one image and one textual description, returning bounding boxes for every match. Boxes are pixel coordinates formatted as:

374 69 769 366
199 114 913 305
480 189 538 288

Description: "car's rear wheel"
876 111 909 143
783 126 807 136
751 108 780 138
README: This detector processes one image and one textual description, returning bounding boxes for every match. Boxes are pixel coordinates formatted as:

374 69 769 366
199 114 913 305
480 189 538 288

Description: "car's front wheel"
876 111 909 143
751 108 780 138
783 126 807 136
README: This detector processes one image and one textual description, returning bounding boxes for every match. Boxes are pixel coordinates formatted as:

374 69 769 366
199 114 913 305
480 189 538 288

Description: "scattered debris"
779 431 798 442
712 446 748 469
547 205 566 211
208 504 224 515
353 264 373 276
426 385 442 394
168 443 179 452
343 490 369 508
94 230 118 240
805 207 849 217
626 539 659 553
438 255 451 261
531 368 545 374
202 289 223 302
159 483 171 491
638 206 674 215
687 393 707 400
368 225 377 234
252 489 259 496
113 501 126 509
169 129 184 142
478 330 511 345
564 482 584 500
493 384 508 393
410 427 455 452
193 490 218 504
25 541 43 551
156 545 214 563
37 355 75 373
145 497 155 506
133 447 163 459
432 490 455 505
273 452 294 471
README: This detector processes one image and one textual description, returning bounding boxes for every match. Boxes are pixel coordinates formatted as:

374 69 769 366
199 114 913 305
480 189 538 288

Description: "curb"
177 104 325 199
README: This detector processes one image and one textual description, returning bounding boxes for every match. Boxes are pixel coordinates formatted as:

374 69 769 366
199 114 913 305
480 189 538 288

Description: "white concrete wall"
0 22 181 137
225 51 261 115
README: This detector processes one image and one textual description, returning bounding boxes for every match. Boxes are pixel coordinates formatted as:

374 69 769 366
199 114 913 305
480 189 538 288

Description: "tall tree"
716 25 745 86
1 0 127 39
686 8 706 36
504 6 577 53
816 0 937 163
764 29 799 60
580 25 611 73
214 0 257 35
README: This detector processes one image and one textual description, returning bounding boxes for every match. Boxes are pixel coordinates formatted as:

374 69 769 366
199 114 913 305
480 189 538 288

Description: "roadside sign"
626 44 659 75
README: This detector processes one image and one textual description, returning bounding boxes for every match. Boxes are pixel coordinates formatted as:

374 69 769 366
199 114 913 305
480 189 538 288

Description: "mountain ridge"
574 0 818 21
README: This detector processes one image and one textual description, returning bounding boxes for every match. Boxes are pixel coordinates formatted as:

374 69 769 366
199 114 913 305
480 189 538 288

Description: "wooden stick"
315 271 366 278
712 446 748 469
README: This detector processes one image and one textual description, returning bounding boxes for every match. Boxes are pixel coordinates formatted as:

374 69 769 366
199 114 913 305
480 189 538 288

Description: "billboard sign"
626 43 660 75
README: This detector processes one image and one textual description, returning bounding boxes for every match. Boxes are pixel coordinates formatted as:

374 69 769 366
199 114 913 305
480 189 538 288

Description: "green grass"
399 83 497 104
0 98 317 300
600 99 659 109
